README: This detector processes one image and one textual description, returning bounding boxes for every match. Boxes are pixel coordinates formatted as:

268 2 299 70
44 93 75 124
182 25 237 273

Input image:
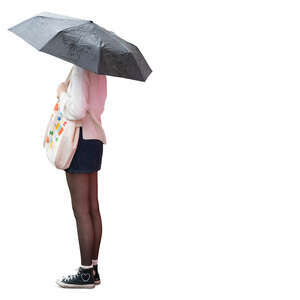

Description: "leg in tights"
65 172 94 266
88 171 103 261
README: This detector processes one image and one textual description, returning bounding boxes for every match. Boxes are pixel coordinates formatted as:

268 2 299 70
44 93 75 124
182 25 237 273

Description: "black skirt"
64 126 104 174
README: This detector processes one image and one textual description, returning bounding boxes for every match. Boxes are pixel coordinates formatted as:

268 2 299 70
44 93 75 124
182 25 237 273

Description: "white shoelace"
62 268 80 281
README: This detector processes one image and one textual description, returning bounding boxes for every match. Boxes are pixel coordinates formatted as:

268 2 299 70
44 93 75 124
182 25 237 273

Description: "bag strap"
65 66 74 86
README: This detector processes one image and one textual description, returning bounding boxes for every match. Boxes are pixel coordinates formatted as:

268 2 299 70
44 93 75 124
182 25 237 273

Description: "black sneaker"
56 266 95 288
93 264 101 285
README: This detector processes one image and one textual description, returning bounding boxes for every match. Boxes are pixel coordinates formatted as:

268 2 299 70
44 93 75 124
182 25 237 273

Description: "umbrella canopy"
8 12 152 81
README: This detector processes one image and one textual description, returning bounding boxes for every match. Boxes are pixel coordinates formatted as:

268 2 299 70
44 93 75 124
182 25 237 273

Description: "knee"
72 206 91 223
90 201 100 218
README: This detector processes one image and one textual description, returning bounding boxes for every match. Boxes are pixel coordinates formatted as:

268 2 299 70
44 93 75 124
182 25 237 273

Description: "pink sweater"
59 65 107 143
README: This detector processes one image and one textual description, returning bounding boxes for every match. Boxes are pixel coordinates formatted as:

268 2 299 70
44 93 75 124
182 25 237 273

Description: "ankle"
81 264 93 270
92 259 98 266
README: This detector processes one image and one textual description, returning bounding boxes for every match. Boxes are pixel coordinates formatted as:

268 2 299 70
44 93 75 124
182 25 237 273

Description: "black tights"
65 171 102 266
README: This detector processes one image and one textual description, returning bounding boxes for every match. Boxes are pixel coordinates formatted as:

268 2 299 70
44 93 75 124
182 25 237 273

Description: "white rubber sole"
94 280 101 285
56 280 95 289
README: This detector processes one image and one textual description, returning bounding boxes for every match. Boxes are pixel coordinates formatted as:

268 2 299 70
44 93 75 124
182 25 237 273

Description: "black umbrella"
8 12 152 81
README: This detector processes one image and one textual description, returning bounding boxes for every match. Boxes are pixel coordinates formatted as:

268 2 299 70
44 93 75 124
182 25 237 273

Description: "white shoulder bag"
42 68 103 170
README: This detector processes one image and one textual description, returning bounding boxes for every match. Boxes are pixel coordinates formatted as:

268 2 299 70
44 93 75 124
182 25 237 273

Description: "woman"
55 64 107 289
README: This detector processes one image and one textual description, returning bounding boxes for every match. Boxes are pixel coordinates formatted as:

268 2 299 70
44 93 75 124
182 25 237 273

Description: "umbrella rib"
108 32 130 53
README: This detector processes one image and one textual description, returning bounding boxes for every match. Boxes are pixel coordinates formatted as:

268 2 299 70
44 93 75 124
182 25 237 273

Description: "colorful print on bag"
43 97 81 170
44 104 68 148
43 98 77 169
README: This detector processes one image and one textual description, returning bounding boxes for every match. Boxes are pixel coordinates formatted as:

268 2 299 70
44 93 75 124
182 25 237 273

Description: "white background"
1 0 300 299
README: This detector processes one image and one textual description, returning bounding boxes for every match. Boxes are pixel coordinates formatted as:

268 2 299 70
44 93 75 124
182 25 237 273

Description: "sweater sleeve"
59 67 89 120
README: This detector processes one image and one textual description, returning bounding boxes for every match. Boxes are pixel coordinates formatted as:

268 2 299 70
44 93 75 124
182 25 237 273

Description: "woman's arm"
58 66 89 120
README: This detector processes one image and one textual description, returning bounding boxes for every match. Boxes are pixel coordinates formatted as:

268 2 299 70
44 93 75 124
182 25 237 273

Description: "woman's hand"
56 82 67 99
